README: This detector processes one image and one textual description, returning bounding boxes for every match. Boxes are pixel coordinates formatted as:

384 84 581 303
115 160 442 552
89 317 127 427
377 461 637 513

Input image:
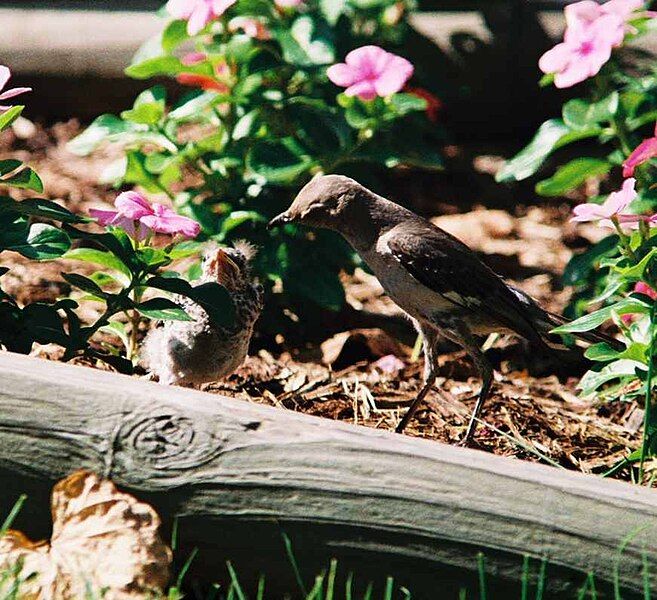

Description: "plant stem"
639 300 657 483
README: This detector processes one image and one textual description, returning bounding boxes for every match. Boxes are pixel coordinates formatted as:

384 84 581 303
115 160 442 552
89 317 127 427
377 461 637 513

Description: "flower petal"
345 80 378 100
0 66 10 92
115 191 154 219
538 43 571 74
623 137 657 177
374 55 413 96
327 63 358 87
140 204 201 237
0 87 32 101
89 208 121 226
166 0 195 18
187 1 213 35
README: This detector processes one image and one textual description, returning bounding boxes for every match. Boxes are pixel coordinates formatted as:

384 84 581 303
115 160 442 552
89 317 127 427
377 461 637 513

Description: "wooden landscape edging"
0 352 655 597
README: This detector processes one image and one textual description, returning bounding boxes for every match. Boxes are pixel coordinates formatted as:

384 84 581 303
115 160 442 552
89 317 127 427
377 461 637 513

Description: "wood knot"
114 414 226 473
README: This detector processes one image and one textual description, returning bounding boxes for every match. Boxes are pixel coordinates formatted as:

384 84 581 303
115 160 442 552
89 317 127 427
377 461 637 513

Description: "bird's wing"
385 220 545 343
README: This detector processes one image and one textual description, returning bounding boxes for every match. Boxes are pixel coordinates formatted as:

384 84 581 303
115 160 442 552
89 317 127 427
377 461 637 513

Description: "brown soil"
0 121 644 479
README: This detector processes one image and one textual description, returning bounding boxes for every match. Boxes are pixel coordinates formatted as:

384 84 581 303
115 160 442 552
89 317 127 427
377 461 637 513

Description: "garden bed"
0 121 643 479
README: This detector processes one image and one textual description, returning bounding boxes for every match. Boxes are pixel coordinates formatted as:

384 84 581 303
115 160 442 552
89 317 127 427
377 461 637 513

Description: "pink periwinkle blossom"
140 203 201 238
623 122 657 177
539 14 624 88
90 191 200 240
166 0 236 35
327 45 414 101
538 0 653 88
571 178 641 229
0 66 31 112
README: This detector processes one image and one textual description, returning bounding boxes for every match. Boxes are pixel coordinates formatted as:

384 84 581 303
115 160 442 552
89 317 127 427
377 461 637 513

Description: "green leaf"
320 0 347 25
389 93 427 116
62 272 107 297
535 158 611 197
0 159 21 176
99 321 131 351
169 92 219 121
562 93 619 130
563 235 619 286
614 248 657 279
0 106 24 132
219 211 267 238
552 297 650 334
146 276 235 328
135 297 192 321
125 56 186 79
585 341 646 363
1 167 44 193
67 115 133 156
162 19 189 52
277 15 335 66
0 196 82 223
496 119 600 183
5 223 71 260
247 138 315 184
578 359 644 396
121 86 167 125
63 248 132 287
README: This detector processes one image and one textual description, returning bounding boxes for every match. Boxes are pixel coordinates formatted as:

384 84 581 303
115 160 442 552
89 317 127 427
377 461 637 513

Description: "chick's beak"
214 249 240 286
268 212 292 229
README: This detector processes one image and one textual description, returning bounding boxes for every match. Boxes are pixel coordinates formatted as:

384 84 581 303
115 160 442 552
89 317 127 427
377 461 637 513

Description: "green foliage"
69 0 442 331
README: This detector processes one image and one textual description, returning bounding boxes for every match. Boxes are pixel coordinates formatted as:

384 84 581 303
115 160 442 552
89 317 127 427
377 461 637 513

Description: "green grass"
0 498 653 599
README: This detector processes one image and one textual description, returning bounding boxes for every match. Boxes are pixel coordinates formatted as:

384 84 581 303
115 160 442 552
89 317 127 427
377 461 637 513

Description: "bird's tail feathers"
509 285 624 352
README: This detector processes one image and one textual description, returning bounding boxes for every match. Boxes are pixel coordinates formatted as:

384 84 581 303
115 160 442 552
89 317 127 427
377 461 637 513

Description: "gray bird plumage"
143 241 264 387
269 174 619 442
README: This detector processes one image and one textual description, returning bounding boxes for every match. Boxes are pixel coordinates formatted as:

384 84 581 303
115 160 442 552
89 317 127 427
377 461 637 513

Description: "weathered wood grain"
0 351 654 597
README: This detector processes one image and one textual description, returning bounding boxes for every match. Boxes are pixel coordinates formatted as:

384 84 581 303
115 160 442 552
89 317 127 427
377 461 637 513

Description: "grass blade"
521 554 530 600
282 532 308 597
383 576 394 600
0 495 26 536
325 559 337 600
535 556 547 600
257 575 266 600
226 561 246 600
477 553 487 600
345 572 354 600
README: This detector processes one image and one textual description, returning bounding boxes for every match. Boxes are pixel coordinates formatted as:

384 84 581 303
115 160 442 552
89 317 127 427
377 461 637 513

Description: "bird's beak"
268 212 292 229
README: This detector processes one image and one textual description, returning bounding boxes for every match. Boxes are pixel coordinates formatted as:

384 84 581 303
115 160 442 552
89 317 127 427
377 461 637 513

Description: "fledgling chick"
143 241 264 387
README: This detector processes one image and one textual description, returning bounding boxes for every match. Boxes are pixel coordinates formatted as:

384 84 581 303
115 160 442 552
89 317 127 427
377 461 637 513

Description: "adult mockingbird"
269 175 619 443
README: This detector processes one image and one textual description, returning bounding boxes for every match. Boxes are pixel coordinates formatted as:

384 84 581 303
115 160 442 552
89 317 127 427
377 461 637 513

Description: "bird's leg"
452 323 494 445
396 324 440 434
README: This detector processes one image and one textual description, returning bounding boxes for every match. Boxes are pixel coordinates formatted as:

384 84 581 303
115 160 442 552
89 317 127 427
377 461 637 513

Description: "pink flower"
566 0 646 34
0 66 31 112
571 178 640 228
275 0 303 7
90 191 200 240
228 17 271 40
623 123 657 177
539 13 624 88
166 0 236 35
140 204 201 238
634 281 657 300
327 46 414 101
181 52 207 66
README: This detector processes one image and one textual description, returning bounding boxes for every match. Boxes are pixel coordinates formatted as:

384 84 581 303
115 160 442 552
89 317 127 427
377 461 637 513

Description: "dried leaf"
0 470 172 599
